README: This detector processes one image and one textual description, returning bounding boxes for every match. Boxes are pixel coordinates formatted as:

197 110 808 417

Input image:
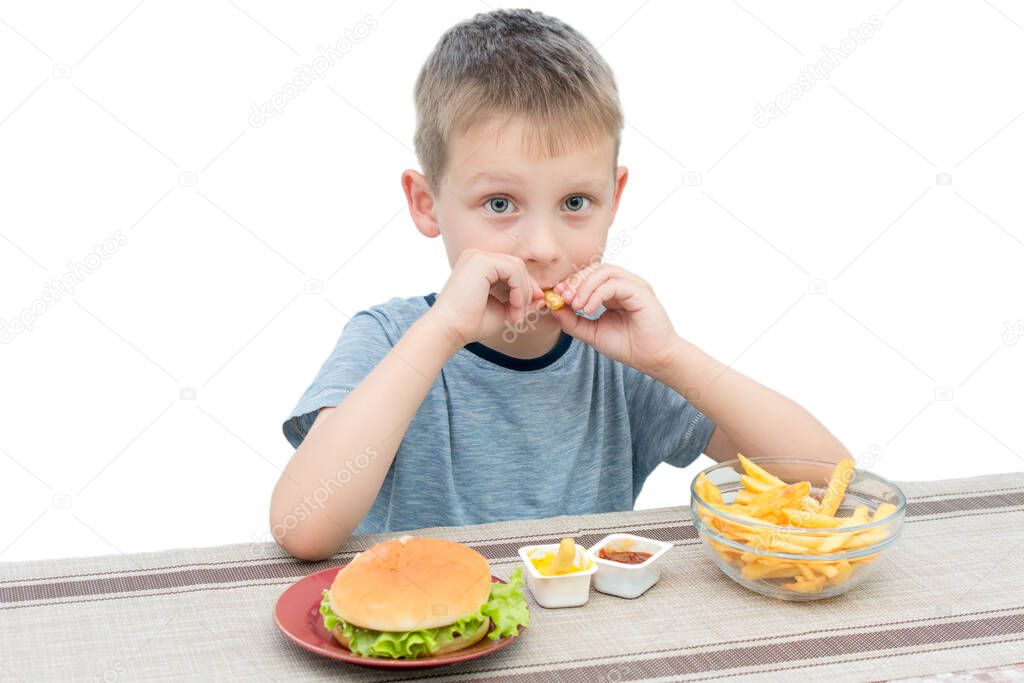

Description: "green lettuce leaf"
480 565 530 640
319 565 529 659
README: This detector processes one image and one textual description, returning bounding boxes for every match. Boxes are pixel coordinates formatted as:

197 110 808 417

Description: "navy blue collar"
423 293 573 371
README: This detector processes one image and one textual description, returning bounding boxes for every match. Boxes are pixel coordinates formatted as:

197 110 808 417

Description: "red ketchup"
598 547 652 564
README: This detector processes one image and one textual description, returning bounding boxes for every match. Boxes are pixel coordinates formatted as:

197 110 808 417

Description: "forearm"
652 336 851 463
269 311 460 560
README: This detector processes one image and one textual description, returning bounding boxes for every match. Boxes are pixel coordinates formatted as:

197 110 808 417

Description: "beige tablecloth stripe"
1 472 1023 682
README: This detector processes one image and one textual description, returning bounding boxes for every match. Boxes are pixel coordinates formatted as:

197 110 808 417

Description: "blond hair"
413 9 624 193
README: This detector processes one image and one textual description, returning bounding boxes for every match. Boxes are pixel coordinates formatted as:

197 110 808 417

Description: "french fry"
779 507 842 529
737 452 786 487
811 563 840 578
816 529 853 553
798 495 823 513
838 505 870 527
763 511 787 525
694 474 708 501
697 472 724 506
872 502 898 521
741 534 809 555
741 562 803 580
746 482 811 517
828 560 853 585
709 512 764 538
738 471 818 510
550 537 577 574
739 474 775 494
819 458 855 516
841 528 889 550
542 289 565 311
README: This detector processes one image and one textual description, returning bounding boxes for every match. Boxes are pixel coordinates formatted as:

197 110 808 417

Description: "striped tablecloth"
2 472 1023 682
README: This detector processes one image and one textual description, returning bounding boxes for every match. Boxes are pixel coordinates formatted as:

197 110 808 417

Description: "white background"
1 0 1022 563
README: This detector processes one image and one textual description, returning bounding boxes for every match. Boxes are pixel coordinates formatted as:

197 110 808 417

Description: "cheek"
453 211 519 251
442 214 514 257
565 226 608 264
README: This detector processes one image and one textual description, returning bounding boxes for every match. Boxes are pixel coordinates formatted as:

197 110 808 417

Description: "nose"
515 217 561 267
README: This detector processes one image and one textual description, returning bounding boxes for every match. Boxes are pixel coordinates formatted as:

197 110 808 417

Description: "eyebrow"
466 172 523 187
466 171 607 193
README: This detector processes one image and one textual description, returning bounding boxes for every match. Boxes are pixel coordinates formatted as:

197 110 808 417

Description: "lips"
537 278 567 290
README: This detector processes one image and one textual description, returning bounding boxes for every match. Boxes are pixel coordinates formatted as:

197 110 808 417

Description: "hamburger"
319 535 529 659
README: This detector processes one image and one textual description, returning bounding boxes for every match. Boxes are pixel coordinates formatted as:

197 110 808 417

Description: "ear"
610 166 629 220
401 169 440 238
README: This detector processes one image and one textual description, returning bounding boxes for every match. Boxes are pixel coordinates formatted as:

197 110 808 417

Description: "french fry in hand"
542 289 565 311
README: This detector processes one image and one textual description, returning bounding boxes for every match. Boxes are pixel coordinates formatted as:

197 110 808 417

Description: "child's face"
405 116 628 293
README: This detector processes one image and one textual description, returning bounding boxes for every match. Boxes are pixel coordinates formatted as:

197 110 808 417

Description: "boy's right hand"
428 248 546 347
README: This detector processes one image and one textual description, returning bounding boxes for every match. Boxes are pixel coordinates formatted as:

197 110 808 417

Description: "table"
2 472 1023 682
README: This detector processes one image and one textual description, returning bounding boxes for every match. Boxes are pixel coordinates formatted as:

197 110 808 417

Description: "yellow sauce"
528 549 593 576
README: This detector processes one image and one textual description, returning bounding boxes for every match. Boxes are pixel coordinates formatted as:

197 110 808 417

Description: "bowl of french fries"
690 454 905 601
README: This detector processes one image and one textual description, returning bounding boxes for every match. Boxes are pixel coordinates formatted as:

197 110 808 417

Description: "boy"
270 9 849 561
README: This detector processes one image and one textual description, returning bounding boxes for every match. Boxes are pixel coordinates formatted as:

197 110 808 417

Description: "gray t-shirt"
282 293 716 536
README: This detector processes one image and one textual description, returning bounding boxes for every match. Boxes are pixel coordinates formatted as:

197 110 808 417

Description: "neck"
477 314 564 359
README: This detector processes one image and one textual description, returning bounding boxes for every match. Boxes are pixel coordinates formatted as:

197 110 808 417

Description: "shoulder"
347 294 432 344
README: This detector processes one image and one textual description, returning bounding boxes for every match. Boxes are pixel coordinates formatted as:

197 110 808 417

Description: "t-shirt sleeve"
281 310 396 450
625 367 717 480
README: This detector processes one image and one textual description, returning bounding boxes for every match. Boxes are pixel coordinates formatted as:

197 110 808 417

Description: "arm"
269 311 461 561
270 249 545 561
650 337 851 466
549 264 851 468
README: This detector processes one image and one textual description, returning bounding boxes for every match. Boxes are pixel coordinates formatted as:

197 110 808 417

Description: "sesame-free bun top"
328 536 492 632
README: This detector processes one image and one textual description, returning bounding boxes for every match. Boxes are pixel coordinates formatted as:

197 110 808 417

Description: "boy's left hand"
549 264 681 376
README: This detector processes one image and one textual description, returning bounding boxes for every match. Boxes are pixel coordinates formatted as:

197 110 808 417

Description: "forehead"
446 115 615 189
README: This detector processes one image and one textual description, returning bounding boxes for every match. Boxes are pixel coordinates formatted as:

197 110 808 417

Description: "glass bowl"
689 456 906 601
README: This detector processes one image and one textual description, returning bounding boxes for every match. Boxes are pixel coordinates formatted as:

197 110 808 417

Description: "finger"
551 305 598 345
565 267 615 310
485 257 527 323
581 278 644 315
555 265 596 302
519 262 546 320
505 257 536 324
528 271 545 310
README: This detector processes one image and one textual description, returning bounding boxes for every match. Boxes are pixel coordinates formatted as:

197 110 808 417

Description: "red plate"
273 565 527 669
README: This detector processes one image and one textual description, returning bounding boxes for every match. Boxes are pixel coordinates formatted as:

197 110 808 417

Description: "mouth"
538 278 567 290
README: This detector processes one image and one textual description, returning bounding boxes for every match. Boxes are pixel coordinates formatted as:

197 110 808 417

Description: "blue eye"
563 195 591 212
485 197 514 214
